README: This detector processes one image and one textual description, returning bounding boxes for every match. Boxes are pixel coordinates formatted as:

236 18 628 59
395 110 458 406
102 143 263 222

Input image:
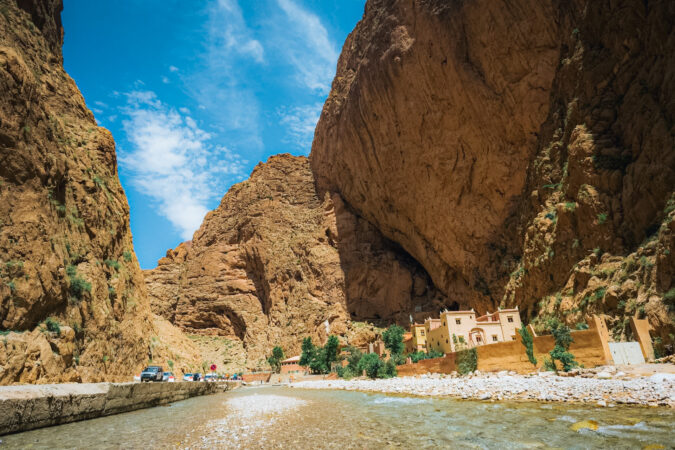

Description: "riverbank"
0 381 238 435
291 369 675 407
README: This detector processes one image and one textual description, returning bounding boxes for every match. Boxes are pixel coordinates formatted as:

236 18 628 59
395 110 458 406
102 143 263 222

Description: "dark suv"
140 366 164 382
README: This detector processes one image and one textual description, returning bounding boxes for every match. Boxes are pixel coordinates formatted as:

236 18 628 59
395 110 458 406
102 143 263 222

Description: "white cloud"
169 65 179 72
162 76 170 84
119 91 247 240
278 102 323 153
275 0 338 93
212 0 265 63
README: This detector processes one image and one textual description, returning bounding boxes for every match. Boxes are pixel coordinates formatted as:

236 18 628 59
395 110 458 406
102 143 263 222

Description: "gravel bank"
291 371 675 407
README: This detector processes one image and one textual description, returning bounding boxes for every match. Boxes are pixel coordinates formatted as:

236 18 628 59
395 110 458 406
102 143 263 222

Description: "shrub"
66 265 91 300
104 259 120 270
457 348 478 375
597 213 608 224
123 251 133 262
45 317 60 335
564 202 576 212
518 323 537 367
543 357 557 371
594 287 606 301
575 322 589 330
357 353 384 379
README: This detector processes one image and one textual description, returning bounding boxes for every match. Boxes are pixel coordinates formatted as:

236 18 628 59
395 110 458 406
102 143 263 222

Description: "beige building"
425 308 522 354
404 323 427 353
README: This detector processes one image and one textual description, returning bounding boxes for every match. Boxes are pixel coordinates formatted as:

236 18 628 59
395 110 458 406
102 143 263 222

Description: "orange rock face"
0 0 199 384
311 0 674 346
146 155 447 367
311 0 561 309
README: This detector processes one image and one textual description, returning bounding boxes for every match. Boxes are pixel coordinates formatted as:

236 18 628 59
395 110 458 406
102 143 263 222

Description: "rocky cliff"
0 0 199 384
311 0 674 348
145 155 447 368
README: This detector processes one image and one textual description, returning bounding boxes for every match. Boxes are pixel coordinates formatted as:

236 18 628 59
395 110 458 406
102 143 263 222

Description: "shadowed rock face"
312 0 674 344
146 155 448 367
0 0 199 384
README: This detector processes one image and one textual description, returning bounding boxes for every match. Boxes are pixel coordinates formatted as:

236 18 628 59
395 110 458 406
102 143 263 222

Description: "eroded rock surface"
311 0 674 346
146 155 447 367
0 0 199 384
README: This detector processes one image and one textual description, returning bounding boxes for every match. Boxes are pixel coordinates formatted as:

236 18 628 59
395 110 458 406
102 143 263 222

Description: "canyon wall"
146 155 447 368
311 0 674 347
0 0 199 384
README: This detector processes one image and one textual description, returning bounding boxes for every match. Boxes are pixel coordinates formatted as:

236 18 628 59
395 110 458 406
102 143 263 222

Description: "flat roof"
281 355 301 363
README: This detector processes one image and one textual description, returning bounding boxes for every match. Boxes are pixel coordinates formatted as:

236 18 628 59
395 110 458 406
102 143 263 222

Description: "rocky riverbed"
291 368 675 407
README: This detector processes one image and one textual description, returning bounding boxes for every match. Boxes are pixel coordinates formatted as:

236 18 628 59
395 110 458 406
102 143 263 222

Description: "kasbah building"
405 308 523 354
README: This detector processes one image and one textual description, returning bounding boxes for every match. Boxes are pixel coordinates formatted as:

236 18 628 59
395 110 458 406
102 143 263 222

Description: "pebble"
291 371 675 407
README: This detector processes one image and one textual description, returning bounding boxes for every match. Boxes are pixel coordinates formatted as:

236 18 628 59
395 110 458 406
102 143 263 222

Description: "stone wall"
0 381 237 435
398 317 612 376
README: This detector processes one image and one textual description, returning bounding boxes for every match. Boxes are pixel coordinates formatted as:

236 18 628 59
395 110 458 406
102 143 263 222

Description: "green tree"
357 353 384 378
323 335 340 368
299 337 316 367
518 323 537 367
548 321 578 372
267 346 285 373
457 348 478 375
382 325 405 356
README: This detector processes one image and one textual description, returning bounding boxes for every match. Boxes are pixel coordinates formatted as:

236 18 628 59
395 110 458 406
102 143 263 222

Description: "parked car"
204 374 217 382
140 366 164 382
183 373 194 382
192 373 202 382
162 372 175 382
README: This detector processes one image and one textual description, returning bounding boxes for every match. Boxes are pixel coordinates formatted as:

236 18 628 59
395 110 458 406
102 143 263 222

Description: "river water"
2 386 673 449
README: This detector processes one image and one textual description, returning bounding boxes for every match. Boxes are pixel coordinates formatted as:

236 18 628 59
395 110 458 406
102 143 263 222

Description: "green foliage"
457 348 478 375
594 287 606 301
344 346 364 373
575 322 589 330
93 176 105 189
597 213 608 224
518 323 537 367
543 357 557 372
5 280 16 292
123 251 133 262
382 324 405 356
664 288 675 312
299 335 340 375
564 202 576 212
267 346 285 373
548 321 578 372
66 265 91 300
357 353 384 378
104 259 121 270
45 317 60 335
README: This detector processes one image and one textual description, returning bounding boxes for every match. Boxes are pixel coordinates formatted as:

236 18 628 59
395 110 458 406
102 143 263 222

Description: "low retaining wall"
398 316 613 376
242 372 272 383
0 381 238 435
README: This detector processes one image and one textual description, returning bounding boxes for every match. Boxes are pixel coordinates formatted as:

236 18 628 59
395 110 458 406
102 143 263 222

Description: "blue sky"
62 0 365 269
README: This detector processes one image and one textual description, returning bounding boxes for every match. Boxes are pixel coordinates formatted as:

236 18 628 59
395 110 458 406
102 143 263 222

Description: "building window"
455 318 461 325
476 336 482 342
507 316 514 323
443 322 446 326
446 339 449 344
421 331 425 336
492 335 498 342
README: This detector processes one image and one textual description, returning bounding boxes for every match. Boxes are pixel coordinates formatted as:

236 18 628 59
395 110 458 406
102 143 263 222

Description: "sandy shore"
291 370 675 407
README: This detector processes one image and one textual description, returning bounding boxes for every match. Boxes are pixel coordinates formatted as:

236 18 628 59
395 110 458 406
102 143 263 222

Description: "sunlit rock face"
146 155 448 368
311 0 674 342
0 0 199 384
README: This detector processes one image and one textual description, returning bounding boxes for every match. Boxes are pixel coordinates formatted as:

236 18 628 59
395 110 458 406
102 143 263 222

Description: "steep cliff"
0 0 199 383
311 0 674 348
146 155 447 368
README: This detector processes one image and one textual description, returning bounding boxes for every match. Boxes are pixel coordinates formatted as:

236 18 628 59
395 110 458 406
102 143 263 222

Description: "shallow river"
2 386 673 449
